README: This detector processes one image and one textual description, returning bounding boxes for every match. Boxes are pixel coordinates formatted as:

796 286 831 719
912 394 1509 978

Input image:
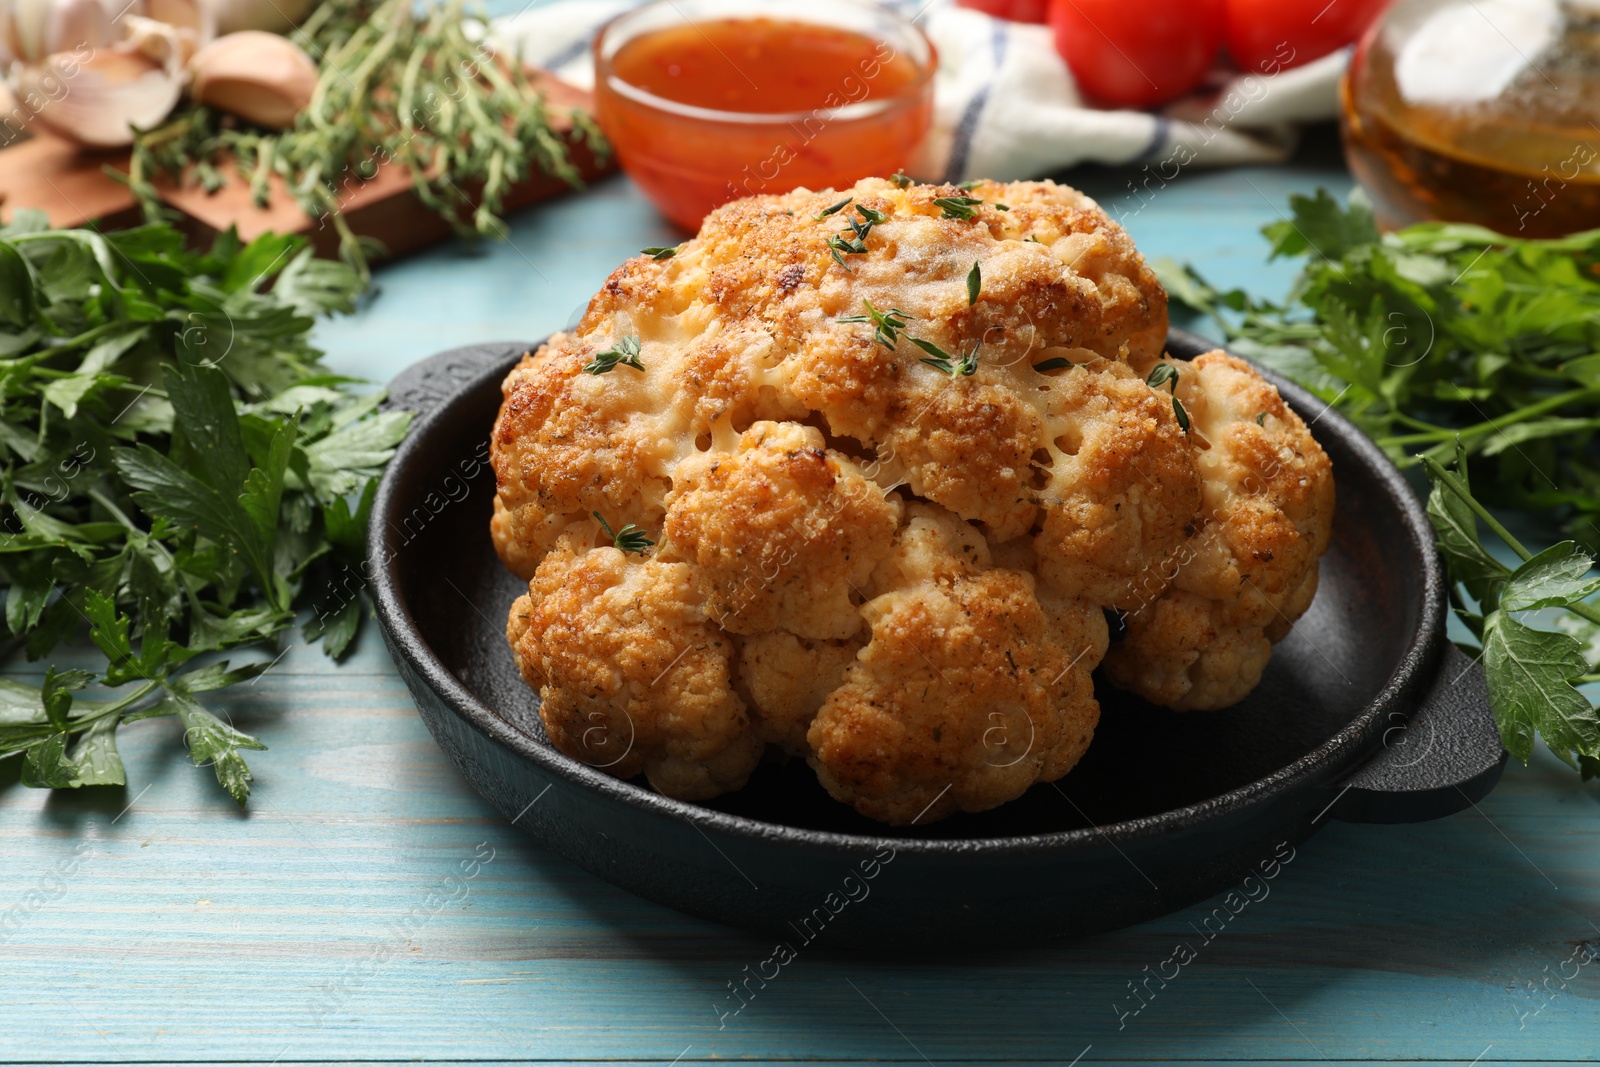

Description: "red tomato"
957 0 1050 21
1048 0 1224 109
1224 0 1392 74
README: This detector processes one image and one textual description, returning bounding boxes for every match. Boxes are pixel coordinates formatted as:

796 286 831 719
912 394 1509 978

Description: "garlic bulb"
188 29 314 128
18 46 184 146
202 0 314 36
0 0 118 65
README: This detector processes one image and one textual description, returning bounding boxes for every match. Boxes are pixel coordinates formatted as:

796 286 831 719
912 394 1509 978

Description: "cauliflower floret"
1169 351 1334 623
490 496 533 580
738 630 864 754
807 506 1107 824
1102 351 1334 709
965 178 1168 370
1102 589 1273 710
491 494 568 581
491 334 677 574
886 375 1043 541
1033 360 1201 609
493 179 1334 821
661 421 901 639
507 535 762 800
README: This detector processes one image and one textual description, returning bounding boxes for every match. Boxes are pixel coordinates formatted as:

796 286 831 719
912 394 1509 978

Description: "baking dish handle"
1328 643 1508 824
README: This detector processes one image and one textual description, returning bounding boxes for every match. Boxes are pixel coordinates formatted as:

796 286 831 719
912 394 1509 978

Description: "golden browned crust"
661 421 901 639
491 178 1332 819
807 506 1107 825
1033 359 1202 609
961 179 1169 371
738 630 864 755
507 536 762 799
1102 351 1335 710
1101 589 1274 710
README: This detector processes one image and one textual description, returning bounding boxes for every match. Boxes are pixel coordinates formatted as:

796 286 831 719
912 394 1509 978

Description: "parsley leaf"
167 687 267 805
1501 543 1600 613
1482 612 1597 767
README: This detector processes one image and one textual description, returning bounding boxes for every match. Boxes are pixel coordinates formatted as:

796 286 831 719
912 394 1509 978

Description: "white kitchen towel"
492 0 1349 184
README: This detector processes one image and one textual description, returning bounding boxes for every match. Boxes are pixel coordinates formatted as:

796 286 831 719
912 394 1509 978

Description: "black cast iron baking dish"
368 328 1506 948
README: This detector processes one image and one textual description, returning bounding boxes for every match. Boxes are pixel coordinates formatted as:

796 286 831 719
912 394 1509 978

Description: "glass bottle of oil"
1341 0 1600 237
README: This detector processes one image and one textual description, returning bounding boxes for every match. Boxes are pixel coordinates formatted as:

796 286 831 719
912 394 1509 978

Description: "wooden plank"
0 127 141 229
1 678 1596 1063
3 150 1599 1066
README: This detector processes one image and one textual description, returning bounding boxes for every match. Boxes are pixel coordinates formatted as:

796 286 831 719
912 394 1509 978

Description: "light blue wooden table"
4 142 1599 1066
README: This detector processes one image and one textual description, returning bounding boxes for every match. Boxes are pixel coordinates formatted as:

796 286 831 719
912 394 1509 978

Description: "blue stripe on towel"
943 20 1008 183
541 26 603 72
1135 116 1171 162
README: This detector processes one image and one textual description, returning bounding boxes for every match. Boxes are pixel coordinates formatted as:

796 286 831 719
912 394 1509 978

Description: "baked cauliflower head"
492 177 1334 824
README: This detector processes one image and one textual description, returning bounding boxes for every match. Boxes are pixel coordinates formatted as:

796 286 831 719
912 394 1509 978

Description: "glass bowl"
593 0 936 230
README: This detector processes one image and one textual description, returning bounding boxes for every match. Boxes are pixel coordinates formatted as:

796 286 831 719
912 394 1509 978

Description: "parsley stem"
1424 456 1600 628
1389 412 1453 435
1384 388 1600 446
103 679 162 714
73 680 164 726
25 322 126 359
87 487 139 531
1422 458 1532 562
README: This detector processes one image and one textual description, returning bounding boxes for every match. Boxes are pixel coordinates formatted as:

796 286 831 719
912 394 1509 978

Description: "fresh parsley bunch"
1162 190 1600 549
0 212 410 802
1164 191 1600 779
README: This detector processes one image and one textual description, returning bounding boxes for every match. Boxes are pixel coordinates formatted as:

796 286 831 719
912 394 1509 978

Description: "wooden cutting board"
0 70 612 259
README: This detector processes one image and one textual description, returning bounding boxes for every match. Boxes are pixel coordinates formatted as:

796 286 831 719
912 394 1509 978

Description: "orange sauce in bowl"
612 19 922 112
595 15 934 229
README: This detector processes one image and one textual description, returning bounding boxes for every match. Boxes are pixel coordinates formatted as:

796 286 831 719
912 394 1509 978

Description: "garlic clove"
18 46 183 147
145 0 213 37
140 0 214 61
121 12 188 70
187 29 315 129
201 0 314 37
2 0 117 65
